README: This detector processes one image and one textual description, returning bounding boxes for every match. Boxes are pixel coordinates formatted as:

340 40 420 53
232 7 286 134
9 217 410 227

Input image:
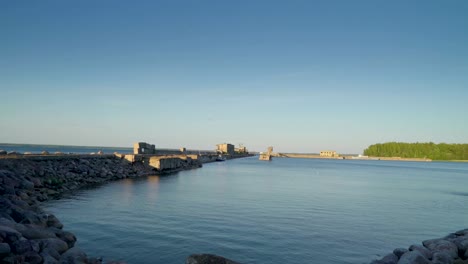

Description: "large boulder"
393 248 409 258
0 225 22 243
58 247 88 264
15 224 57 239
432 252 454 264
397 251 431 264
38 238 69 254
423 239 458 259
409 245 432 260
46 214 64 229
0 242 11 255
11 239 40 254
186 254 241 264
24 250 43 264
370 253 398 264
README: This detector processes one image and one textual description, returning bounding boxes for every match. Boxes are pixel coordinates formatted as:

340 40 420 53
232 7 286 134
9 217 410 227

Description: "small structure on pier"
259 146 273 161
133 142 156 154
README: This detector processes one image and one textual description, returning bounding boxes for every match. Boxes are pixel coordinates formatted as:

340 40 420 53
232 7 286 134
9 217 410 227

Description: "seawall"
0 153 250 263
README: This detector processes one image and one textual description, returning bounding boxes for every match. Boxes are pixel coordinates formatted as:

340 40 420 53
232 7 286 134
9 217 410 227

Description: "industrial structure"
216 143 235 155
319 150 339 157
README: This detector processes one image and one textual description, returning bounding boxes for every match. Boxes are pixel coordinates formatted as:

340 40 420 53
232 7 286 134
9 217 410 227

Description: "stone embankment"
370 230 468 264
0 154 203 263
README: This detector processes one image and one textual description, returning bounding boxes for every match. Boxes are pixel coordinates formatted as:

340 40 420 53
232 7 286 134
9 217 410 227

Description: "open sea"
38 155 468 264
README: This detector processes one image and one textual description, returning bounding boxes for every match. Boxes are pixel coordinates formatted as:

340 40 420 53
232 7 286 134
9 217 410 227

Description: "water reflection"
120 178 135 206
146 176 160 206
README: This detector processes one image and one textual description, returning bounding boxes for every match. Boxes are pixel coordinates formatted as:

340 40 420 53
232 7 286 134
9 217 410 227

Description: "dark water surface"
44 157 468 264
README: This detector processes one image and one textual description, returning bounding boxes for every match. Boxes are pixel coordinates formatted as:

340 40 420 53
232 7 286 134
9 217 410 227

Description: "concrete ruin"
133 142 156 154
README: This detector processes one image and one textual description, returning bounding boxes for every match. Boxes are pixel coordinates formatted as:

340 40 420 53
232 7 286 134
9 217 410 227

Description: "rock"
53 229 76 248
42 151 50 155
371 253 399 264
409 245 432 260
397 251 431 264
24 152 33 155
432 252 454 264
423 239 458 259
38 238 69 254
0 150 7 155
0 242 11 255
59 247 88 264
24 250 43 264
15 224 57 239
186 254 241 264
47 214 64 229
2 255 25 263
393 248 409 258
41 247 61 260
20 180 35 190
41 251 60 264
7 151 19 155
11 239 40 254
455 229 468 237
0 225 22 243
97 150 104 155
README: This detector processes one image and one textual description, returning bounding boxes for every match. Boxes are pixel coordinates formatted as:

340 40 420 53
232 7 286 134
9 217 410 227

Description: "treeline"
363 142 468 160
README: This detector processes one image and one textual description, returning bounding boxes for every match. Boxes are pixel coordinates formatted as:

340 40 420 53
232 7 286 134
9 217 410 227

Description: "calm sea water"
43 157 468 264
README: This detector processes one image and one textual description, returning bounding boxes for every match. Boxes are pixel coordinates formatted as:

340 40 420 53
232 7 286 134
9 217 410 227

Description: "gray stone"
397 251 431 264
59 247 88 264
0 242 11 255
432 252 454 264
409 245 432 260
371 253 399 264
53 229 76 248
15 224 57 239
24 251 43 264
0 150 7 155
2 255 25 263
455 229 468 236
42 151 50 155
47 214 64 229
393 248 409 258
0 225 22 243
11 239 40 254
20 180 35 190
186 254 241 264
38 238 69 254
41 252 60 264
41 247 61 260
456 238 468 253
423 239 458 259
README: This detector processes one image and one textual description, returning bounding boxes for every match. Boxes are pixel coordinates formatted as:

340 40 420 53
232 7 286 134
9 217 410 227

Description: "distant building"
235 146 248 154
216 143 235 155
134 142 156 154
320 150 338 157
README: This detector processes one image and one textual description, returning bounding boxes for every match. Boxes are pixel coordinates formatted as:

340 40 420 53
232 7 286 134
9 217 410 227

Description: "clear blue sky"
1 0 467 153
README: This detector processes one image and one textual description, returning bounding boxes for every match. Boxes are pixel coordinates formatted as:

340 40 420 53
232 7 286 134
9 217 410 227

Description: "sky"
1 0 468 153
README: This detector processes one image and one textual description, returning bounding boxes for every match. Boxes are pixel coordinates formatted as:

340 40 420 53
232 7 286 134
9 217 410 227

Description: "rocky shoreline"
2 154 467 264
370 231 468 264
0 154 205 263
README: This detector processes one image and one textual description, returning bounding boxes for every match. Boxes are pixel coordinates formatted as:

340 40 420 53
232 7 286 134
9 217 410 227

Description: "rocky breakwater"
371 229 468 264
0 154 201 263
